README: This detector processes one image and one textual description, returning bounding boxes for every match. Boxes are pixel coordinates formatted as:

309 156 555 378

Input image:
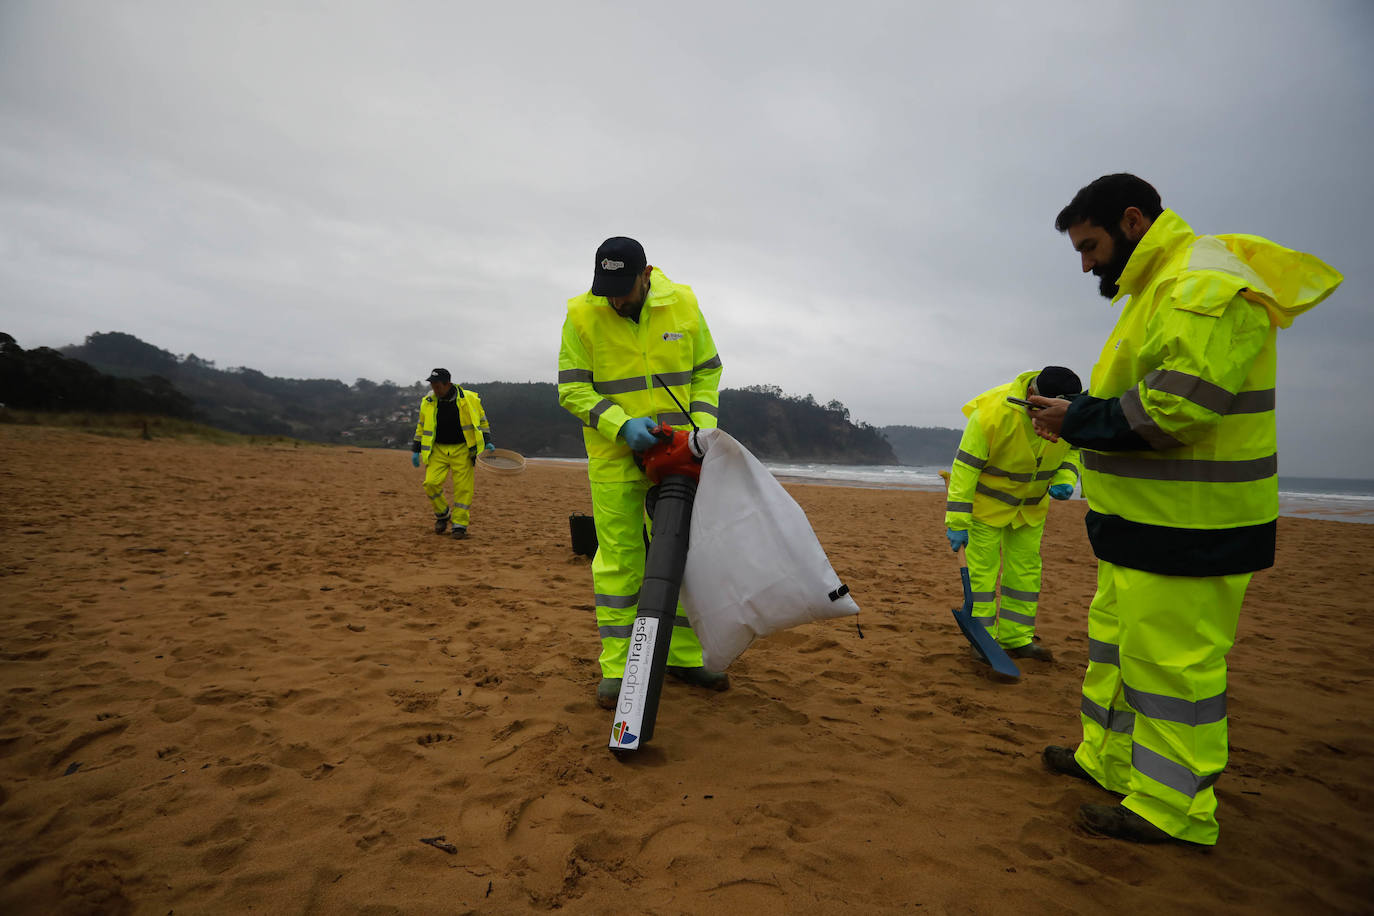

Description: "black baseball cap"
591 237 646 297
1034 366 1082 399
426 368 451 383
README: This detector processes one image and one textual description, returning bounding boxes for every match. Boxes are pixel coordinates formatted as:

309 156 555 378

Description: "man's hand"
946 528 969 552
1028 395 1070 442
411 452 421 468
620 417 660 451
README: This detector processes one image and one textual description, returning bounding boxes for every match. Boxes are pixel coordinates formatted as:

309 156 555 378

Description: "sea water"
763 463 1374 525
532 457 1374 524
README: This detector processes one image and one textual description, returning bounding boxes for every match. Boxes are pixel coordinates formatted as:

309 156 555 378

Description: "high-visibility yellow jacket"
412 386 489 465
946 370 1081 530
1067 209 1342 575
558 268 722 482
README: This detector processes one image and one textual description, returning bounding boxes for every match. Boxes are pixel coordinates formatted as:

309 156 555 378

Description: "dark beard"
1095 227 1139 299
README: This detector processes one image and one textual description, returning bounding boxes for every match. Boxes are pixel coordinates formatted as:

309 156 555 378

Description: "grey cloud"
1 1 1370 475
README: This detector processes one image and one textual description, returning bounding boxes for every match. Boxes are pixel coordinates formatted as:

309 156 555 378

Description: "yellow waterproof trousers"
1073 560 1249 845
590 475 705 678
967 518 1045 650
423 443 475 528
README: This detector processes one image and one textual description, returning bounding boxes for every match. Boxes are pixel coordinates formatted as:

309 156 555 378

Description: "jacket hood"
1113 209 1193 304
962 369 1039 419
1113 209 1343 329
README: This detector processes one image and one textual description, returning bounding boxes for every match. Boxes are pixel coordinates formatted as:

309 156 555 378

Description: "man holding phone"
944 366 1083 661
1030 173 1342 846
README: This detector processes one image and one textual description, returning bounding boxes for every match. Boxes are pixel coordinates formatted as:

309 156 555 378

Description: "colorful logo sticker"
611 720 638 746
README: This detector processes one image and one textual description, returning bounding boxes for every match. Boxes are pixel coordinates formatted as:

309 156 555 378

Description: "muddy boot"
451 526 468 540
434 510 451 535
1043 745 1094 782
1007 638 1053 661
1077 804 1182 844
596 678 622 710
667 666 730 692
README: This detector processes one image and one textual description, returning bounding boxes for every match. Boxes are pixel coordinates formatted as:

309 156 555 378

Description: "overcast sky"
1 1 1370 476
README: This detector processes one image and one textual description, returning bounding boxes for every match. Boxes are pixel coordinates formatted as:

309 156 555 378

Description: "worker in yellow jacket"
945 367 1083 662
1031 174 1343 846
411 367 494 539
558 237 728 710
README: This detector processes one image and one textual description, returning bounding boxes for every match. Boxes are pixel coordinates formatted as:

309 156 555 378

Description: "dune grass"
0 409 325 448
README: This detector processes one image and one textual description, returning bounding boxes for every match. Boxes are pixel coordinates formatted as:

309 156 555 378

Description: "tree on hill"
878 425 964 467
0 333 194 417
56 331 910 463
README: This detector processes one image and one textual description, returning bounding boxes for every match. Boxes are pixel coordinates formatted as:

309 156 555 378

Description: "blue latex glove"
411 452 421 468
1049 484 1073 501
620 417 660 451
484 441 495 451
946 528 969 552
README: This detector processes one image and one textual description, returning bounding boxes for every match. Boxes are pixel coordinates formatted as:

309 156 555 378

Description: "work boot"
1077 804 1180 844
667 666 730 692
1043 745 1095 783
433 511 451 535
451 526 468 540
596 678 622 710
1006 639 1053 661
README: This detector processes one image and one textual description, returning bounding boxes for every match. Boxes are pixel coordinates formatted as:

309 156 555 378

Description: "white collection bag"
678 428 860 670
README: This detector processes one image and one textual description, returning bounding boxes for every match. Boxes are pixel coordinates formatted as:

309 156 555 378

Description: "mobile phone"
1006 396 1043 410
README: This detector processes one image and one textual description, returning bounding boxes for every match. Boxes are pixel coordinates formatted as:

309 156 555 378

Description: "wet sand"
1 426 1371 914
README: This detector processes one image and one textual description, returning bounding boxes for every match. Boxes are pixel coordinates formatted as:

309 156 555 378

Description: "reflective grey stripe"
1000 587 1039 602
1132 742 1219 797
460 424 475 431
1083 451 1277 483
1082 696 1135 734
998 608 1036 626
657 412 689 426
974 615 996 627
1121 387 1187 450
946 501 973 513
955 450 987 470
693 354 722 372
421 431 433 438
975 481 1044 507
1033 469 1057 481
453 501 471 510
1144 369 1237 415
587 398 615 429
1088 639 1120 666
598 625 633 639
1124 685 1226 727
595 376 648 395
970 591 996 604
1230 389 1276 414
689 401 719 417
595 592 640 609
983 465 1035 482
652 370 693 388
976 481 1021 507
559 368 593 384
1058 461 1081 482
1143 369 1275 416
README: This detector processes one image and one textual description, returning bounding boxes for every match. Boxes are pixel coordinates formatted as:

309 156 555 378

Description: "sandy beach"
1 425 1370 915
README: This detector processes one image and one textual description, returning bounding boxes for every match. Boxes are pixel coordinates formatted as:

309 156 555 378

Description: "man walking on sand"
557 236 729 710
1030 174 1342 845
945 366 1083 663
411 368 494 539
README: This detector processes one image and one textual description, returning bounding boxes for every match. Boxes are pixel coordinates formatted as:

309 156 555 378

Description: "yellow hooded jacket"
557 268 722 482
1072 209 1342 574
945 369 1081 530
